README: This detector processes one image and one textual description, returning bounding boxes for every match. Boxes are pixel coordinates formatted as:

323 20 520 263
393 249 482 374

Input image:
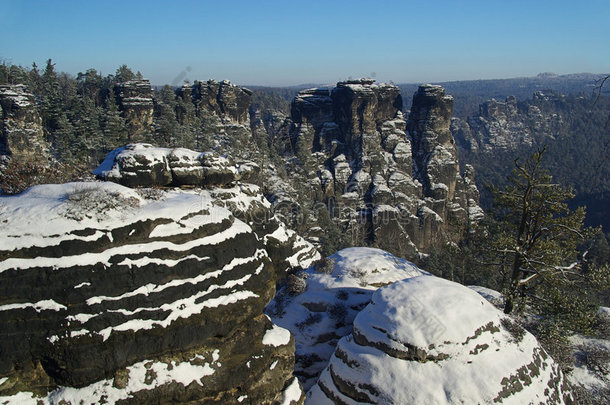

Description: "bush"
313 257 335 274
64 185 140 221
0 157 88 195
285 274 307 296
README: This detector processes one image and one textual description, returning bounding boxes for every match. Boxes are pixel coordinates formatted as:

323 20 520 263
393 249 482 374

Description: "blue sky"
1 0 609 86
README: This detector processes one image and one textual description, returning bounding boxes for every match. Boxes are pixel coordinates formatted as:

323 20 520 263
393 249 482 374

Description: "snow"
469 285 504 308
280 377 302 405
98 287 259 341
212 349 220 362
568 334 610 393
266 247 426 390
0 357 215 404
73 282 91 289
0 182 242 255
311 275 570 404
0 299 66 313
93 144 171 180
262 324 291 347
0 201 249 273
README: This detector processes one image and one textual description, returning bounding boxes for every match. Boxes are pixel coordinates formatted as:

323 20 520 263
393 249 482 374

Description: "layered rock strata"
179 80 252 124
268 80 482 257
93 143 258 188
267 247 426 391
114 80 154 142
0 84 50 160
0 176 315 403
309 275 573 404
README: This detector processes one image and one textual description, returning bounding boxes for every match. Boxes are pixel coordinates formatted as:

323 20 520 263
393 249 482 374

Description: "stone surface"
451 91 565 152
262 80 482 258
309 275 573 404
267 248 426 391
93 144 258 187
0 84 50 160
181 80 252 124
114 80 154 142
0 176 316 403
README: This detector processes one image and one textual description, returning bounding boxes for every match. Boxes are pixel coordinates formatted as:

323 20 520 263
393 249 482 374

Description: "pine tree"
490 147 588 318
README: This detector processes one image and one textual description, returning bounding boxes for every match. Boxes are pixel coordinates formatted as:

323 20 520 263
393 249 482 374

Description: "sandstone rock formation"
262 80 482 258
114 80 154 142
93 143 258 188
451 91 564 152
179 79 252 124
0 166 318 403
308 275 573 404
0 84 50 160
267 247 426 391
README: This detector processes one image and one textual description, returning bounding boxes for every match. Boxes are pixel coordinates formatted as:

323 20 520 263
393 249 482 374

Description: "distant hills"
246 73 608 118
398 72 608 117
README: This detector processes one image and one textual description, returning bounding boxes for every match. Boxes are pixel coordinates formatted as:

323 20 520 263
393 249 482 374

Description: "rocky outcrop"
114 80 154 142
180 80 252 124
309 275 573 404
0 84 50 160
0 168 318 403
408 84 483 230
267 248 425 392
268 80 481 258
93 143 259 188
451 91 564 152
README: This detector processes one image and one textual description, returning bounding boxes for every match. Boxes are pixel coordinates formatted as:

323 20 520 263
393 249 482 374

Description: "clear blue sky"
1 0 609 86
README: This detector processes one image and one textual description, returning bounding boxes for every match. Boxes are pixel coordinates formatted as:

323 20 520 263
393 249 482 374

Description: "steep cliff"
0 84 50 160
180 80 253 125
451 91 565 152
265 80 482 258
114 80 154 142
0 148 320 403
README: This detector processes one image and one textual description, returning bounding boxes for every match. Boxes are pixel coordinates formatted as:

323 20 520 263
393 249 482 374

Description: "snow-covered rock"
267 247 425 391
0 181 310 404
309 276 573 404
93 144 258 187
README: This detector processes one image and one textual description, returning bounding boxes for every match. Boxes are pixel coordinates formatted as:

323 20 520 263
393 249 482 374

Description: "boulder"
0 180 314 403
309 276 573 404
93 144 258 187
266 248 425 391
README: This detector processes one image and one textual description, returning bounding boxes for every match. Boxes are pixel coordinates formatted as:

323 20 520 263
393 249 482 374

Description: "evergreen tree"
114 65 136 83
489 147 589 319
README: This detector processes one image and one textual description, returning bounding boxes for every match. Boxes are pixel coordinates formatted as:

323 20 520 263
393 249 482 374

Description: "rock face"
0 172 318 403
308 275 573 404
408 84 483 233
180 80 252 124
0 84 50 160
114 80 154 142
451 91 564 152
267 80 481 257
